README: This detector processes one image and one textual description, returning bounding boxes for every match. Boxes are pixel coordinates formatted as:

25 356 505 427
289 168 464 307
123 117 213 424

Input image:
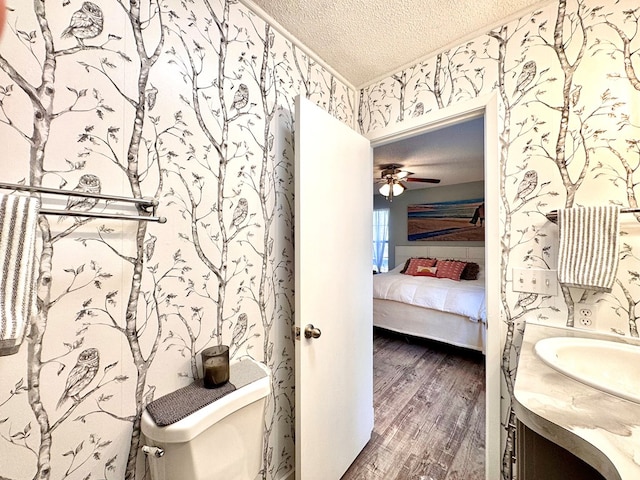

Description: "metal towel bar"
38 208 166 223
0 181 166 223
545 207 640 224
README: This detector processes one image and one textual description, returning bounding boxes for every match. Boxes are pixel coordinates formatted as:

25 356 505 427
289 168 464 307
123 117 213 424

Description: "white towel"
557 206 620 292
0 194 40 356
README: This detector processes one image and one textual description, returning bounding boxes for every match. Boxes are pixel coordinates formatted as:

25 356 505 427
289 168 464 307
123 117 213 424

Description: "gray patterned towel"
145 359 267 427
0 194 40 356
557 206 620 292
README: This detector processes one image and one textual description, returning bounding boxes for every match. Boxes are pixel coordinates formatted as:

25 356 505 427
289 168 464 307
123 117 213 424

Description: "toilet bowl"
141 358 270 480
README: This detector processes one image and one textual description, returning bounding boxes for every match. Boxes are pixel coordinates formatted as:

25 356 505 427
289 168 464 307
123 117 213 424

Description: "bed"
373 246 487 353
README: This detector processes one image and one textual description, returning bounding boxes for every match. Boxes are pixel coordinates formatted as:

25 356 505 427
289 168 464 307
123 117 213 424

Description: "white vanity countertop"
513 321 640 480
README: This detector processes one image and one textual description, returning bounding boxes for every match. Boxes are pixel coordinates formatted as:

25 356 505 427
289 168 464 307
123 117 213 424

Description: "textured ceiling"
374 116 484 190
248 0 550 87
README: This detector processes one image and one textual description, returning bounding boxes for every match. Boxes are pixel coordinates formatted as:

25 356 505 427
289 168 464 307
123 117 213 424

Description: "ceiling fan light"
396 170 409 179
379 183 391 197
392 181 405 196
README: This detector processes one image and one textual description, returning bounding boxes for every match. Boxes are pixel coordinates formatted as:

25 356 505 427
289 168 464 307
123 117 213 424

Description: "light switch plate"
513 268 558 295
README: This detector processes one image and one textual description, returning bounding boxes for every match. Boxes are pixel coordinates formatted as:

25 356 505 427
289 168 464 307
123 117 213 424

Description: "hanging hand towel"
557 206 620 292
0 194 40 356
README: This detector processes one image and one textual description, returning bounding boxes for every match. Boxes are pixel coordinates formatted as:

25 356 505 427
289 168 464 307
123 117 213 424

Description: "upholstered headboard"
394 246 485 270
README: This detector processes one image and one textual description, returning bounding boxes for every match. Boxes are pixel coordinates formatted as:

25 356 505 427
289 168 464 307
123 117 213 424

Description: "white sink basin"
534 336 640 404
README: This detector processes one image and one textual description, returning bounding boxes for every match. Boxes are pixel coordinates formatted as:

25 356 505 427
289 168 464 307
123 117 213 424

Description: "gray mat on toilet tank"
146 380 236 426
145 359 266 427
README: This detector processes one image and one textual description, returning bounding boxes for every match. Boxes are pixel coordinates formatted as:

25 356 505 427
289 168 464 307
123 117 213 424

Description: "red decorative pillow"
400 257 436 274
435 260 467 281
403 257 437 276
415 265 438 277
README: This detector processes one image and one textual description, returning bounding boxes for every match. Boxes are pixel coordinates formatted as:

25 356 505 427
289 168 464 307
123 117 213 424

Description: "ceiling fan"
376 163 440 201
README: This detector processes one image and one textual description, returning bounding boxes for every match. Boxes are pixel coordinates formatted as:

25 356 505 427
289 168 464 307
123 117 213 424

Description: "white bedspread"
373 272 486 323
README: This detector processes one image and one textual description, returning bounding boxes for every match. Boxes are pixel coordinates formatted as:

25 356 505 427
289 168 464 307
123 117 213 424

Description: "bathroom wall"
0 1 353 479
360 0 640 477
375 180 485 268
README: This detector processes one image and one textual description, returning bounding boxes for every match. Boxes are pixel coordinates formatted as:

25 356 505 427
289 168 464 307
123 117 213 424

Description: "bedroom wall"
375 180 485 268
360 0 640 477
0 2 353 479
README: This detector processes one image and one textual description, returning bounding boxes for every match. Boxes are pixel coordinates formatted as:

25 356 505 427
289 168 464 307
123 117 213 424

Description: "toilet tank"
141 358 271 480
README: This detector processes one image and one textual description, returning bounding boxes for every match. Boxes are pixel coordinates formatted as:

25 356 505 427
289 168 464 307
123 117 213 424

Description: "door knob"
304 324 322 339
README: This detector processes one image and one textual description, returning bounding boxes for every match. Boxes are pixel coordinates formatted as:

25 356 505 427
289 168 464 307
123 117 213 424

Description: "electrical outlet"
579 307 592 317
576 303 597 330
578 316 593 327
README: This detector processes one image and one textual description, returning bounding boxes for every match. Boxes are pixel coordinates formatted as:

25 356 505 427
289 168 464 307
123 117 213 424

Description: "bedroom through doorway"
350 115 487 479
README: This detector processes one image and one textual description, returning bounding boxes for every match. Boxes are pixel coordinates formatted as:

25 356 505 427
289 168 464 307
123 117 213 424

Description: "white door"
294 95 373 480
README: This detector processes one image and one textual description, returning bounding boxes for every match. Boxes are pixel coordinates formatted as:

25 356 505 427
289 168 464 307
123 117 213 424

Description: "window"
373 209 389 273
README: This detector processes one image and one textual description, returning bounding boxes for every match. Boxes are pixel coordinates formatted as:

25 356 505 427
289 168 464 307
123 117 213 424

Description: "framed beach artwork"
408 198 485 241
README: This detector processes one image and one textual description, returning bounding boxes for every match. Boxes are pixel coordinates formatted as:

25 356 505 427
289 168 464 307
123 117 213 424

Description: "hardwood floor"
342 328 485 480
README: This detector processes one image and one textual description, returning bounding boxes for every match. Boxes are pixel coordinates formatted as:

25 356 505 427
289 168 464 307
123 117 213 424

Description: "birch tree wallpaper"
360 0 640 477
0 1 353 479
1 0 639 478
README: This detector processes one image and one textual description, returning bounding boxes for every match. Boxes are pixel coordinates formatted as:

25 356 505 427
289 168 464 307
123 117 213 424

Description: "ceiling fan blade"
380 163 403 170
406 177 441 184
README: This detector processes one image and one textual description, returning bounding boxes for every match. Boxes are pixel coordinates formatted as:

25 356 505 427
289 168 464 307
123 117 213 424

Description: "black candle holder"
201 345 229 388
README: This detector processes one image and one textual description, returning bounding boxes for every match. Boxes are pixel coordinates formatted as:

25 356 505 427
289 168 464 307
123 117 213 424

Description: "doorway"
362 115 486 478
364 94 501 480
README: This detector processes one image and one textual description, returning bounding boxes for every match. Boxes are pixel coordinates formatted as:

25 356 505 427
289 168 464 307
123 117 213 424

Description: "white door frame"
364 93 501 480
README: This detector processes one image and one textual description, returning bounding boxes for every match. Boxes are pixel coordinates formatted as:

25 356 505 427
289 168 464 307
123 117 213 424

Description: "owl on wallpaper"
514 169 537 203
412 102 424 117
231 83 249 111
61 2 104 45
232 313 248 346
57 348 100 409
145 233 157 261
146 84 158 111
231 198 248 228
570 84 582 108
513 60 536 97
61 173 101 219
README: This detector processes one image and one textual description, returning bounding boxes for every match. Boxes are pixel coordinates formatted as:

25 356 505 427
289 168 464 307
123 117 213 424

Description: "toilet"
141 359 271 480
